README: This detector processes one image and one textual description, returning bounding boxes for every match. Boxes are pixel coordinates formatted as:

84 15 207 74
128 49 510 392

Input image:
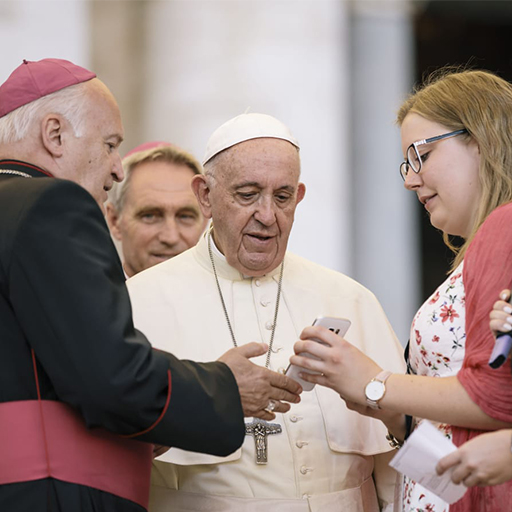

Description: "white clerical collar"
209 233 227 261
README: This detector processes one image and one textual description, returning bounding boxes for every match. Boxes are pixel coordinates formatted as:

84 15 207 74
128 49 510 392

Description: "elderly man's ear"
40 113 68 158
192 174 213 219
296 183 306 205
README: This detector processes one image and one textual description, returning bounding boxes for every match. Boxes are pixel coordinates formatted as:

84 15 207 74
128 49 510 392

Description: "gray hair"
108 145 203 212
0 81 90 145
203 151 221 183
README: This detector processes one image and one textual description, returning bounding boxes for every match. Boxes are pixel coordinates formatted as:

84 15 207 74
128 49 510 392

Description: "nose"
112 152 124 183
253 196 277 226
403 169 422 191
158 217 180 246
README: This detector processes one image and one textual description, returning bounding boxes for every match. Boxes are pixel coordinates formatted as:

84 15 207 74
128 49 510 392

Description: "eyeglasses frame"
400 128 469 181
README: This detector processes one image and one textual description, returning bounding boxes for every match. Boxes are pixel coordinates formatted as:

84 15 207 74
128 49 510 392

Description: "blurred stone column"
89 0 147 154
350 0 419 345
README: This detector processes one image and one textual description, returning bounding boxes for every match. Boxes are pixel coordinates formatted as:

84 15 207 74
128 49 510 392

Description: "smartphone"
285 316 351 391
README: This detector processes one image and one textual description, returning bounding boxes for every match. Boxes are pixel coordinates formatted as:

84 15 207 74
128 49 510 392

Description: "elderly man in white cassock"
127 113 406 512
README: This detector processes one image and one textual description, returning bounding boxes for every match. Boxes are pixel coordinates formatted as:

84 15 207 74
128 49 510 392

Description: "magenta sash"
0 400 153 509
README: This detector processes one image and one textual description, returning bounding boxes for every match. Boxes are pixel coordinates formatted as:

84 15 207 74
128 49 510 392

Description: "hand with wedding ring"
264 400 277 413
218 342 302 420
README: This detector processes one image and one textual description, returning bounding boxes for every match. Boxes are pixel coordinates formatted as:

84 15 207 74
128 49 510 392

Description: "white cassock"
127 234 406 512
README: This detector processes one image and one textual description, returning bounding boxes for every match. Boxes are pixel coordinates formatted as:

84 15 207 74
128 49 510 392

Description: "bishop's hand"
219 342 302 421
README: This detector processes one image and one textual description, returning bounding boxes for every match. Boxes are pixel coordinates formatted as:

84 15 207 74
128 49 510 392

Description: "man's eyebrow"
233 181 261 189
135 206 163 215
177 206 201 213
233 182 295 192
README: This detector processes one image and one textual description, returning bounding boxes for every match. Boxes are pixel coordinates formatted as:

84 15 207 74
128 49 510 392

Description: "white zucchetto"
203 113 300 165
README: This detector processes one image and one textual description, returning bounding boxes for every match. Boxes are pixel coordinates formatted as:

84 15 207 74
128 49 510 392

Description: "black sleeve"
8 179 244 456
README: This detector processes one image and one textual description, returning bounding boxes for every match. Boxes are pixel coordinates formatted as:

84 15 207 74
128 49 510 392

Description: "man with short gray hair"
128 113 406 511
106 142 207 277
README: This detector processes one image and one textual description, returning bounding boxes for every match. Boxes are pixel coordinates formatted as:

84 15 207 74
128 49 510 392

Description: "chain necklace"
207 228 284 369
0 169 32 178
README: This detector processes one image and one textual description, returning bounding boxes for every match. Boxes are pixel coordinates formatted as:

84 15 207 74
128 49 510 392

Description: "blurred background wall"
2 0 510 346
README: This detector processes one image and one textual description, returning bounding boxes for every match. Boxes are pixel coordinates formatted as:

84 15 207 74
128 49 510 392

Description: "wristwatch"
365 370 392 409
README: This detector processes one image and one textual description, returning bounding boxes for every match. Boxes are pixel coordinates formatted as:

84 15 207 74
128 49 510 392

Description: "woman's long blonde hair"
397 68 512 270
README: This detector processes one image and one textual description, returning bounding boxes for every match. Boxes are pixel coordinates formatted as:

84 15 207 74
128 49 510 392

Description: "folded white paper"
389 420 467 504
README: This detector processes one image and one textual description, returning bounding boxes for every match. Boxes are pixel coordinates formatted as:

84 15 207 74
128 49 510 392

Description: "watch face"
365 381 385 401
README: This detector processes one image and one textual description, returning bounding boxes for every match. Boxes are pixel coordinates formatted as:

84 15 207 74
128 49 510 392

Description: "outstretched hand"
219 342 302 421
289 325 382 405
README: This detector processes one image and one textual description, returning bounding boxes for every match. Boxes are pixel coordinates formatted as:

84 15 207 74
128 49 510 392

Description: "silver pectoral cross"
245 418 282 465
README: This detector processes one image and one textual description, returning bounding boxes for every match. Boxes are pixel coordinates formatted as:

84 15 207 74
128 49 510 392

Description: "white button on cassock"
265 321 273 330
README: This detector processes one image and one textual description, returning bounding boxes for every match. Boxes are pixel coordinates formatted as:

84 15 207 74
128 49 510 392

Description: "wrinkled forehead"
216 138 301 181
130 160 197 191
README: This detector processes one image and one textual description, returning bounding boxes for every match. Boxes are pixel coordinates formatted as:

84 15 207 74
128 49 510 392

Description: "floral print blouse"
402 262 465 512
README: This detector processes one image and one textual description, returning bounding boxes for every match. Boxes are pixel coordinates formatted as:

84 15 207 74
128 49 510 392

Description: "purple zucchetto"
123 141 173 160
0 58 96 118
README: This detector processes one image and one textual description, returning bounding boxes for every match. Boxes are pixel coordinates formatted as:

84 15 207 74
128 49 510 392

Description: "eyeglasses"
399 129 468 181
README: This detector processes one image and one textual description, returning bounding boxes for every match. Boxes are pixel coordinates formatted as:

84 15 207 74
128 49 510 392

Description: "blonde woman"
291 69 512 512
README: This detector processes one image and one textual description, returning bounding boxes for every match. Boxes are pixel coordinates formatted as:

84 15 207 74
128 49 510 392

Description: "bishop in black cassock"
0 59 245 512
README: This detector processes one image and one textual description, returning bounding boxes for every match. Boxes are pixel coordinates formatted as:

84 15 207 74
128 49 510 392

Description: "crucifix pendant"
245 418 282 465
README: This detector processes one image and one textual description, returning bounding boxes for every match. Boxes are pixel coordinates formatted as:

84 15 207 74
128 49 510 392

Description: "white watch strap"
374 370 392 384
366 370 392 409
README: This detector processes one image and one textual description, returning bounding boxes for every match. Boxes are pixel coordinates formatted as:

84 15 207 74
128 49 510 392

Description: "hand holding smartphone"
285 316 351 391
